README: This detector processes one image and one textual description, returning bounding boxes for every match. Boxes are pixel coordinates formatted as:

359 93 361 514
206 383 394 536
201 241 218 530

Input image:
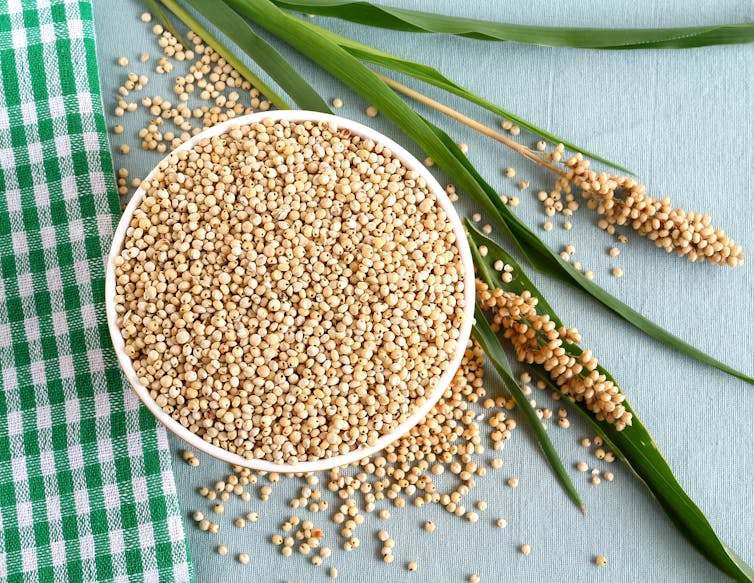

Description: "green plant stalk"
467 222 754 582
158 0 291 109
272 0 754 49
471 307 585 513
287 15 631 172
182 0 331 111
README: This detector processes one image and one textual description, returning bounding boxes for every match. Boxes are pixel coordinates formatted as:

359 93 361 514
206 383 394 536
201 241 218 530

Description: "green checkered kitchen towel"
0 1 191 581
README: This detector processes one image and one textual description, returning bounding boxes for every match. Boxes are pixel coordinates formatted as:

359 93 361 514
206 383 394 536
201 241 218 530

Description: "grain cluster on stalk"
476 280 632 430
546 148 743 266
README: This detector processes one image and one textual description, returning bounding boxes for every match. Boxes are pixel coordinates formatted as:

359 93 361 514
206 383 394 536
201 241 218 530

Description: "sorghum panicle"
547 147 743 267
476 280 632 430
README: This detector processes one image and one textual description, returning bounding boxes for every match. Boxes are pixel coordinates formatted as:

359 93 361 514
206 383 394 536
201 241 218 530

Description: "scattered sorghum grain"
365 105 378 117
216 545 228 556
332 98 343 108
237 553 250 565
595 555 608 567
520 544 531 556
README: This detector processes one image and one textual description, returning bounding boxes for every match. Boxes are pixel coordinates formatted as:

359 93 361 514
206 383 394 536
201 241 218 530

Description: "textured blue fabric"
93 0 754 581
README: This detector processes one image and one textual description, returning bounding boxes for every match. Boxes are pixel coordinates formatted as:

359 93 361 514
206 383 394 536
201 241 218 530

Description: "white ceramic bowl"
105 110 475 473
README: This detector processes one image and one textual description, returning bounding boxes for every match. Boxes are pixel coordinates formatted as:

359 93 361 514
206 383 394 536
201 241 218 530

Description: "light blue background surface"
92 1 754 581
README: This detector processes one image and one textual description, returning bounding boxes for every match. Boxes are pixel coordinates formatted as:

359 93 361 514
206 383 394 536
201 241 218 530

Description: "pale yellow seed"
543 222 553 232
595 555 608 567
117 57 128 67
508 196 520 207
216 545 227 556
504 167 516 178
237 553 250 565
458 143 469 153
119 144 130 155
365 105 378 118
424 157 434 167
609 246 620 257
576 462 589 472
496 518 508 529
520 544 531 556
332 98 343 108
612 267 623 278
507 477 519 488
563 221 572 230
603 471 615 482
113 125 124 135
585 271 595 281
423 521 435 533
140 12 152 22
407 561 418 572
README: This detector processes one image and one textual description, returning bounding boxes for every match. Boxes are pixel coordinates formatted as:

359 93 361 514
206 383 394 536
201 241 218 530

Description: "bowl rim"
105 109 476 473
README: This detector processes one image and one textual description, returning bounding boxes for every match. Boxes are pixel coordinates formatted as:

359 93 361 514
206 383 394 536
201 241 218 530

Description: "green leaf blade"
292 18 632 172
472 309 585 513
272 0 754 49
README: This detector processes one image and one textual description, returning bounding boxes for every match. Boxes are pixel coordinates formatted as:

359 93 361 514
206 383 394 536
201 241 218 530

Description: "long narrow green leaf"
289 18 631 173
182 0 331 112
430 124 754 386
471 309 585 513
273 0 754 49
470 228 754 582
159 0 291 109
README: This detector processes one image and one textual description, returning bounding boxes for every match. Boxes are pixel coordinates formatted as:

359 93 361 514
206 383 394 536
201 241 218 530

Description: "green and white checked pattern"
0 0 191 581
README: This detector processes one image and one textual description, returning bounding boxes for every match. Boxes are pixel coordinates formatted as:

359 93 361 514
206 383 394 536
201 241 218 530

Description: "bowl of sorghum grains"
106 110 475 473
